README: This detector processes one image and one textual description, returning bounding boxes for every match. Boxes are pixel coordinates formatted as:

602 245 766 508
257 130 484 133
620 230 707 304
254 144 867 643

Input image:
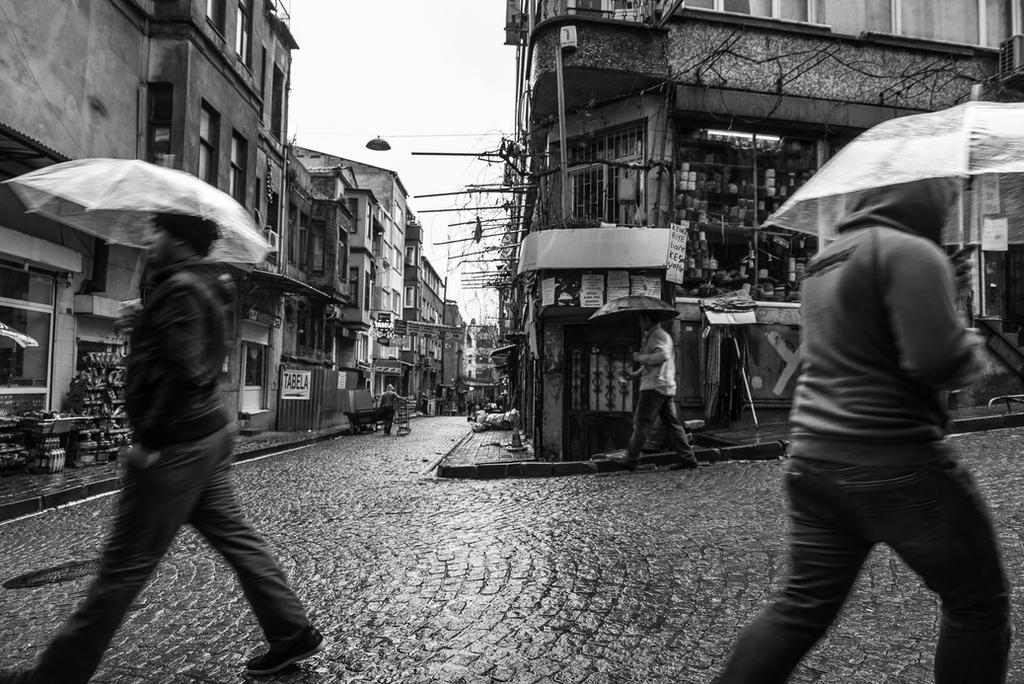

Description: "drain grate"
4 559 100 589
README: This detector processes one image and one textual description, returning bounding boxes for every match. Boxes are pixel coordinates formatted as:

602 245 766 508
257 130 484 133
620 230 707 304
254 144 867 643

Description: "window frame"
198 101 220 187
229 130 247 205
147 82 173 166
687 0 816 22
206 0 227 34
235 0 252 68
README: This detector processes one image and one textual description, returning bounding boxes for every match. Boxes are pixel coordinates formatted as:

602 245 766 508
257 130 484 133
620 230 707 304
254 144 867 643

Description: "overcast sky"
287 1 516 325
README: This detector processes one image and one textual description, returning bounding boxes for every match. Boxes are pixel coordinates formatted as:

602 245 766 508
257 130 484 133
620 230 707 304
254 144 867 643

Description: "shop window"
674 128 820 301
198 101 219 187
0 303 51 415
147 83 173 166
0 265 54 306
243 342 265 387
229 131 247 205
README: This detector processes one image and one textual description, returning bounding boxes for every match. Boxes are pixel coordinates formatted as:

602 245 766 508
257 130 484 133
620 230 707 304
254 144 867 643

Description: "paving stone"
1 422 1023 683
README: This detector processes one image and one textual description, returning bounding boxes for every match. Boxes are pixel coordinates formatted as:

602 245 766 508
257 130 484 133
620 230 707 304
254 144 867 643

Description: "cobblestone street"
2 418 1024 683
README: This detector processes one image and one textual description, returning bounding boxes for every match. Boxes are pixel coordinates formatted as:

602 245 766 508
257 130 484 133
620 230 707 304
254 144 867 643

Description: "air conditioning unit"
261 228 280 252
998 35 1024 78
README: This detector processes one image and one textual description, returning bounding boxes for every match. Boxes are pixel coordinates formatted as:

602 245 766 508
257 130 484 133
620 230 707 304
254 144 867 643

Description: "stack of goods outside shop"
668 128 828 424
672 128 821 300
0 348 132 476
0 262 132 476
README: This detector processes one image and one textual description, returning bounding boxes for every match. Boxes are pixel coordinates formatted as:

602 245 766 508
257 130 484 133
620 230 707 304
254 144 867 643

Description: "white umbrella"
767 101 1024 244
4 158 271 264
0 322 38 349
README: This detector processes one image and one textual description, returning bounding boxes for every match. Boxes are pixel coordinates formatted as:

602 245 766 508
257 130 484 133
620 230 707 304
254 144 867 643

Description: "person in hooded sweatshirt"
11 213 326 684
716 179 1010 683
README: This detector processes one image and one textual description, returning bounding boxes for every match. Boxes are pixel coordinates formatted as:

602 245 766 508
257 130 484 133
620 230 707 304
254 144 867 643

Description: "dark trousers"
32 427 310 684
626 389 692 462
382 405 395 434
717 454 1010 684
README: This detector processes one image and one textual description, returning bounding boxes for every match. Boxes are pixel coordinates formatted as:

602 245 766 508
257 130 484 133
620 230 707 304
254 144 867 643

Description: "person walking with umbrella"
3 213 326 683
604 302 698 471
715 179 1009 683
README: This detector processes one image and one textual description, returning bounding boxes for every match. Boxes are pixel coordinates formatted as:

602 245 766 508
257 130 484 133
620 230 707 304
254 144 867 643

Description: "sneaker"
246 626 328 676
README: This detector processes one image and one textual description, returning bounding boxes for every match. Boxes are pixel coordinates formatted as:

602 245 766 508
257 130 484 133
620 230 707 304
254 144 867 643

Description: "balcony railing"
534 0 653 25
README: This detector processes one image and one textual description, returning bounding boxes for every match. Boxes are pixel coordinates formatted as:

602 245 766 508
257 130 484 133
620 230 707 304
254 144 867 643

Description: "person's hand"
631 351 641 362
126 442 161 470
951 247 975 294
114 299 142 334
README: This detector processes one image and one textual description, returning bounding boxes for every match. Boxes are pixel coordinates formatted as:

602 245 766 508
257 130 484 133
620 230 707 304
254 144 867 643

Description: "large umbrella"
4 158 271 264
766 101 1024 244
588 295 679 323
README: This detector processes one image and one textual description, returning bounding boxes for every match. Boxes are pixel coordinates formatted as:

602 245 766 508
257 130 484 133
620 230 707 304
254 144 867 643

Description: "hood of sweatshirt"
836 177 957 245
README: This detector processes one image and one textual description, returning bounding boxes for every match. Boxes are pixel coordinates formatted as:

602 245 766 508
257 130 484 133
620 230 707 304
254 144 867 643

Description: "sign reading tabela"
280 369 311 400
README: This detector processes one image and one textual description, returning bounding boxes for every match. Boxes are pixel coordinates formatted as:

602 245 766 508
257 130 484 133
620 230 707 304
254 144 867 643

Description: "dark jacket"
125 258 231 449
789 178 981 465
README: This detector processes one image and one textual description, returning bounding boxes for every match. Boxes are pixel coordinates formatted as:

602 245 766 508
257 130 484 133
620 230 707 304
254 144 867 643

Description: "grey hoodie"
788 178 982 465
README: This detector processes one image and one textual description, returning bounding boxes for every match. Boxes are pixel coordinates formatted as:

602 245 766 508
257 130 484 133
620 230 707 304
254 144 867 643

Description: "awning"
517 227 670 274
489 344 517 359
247 269 332 300
373 358 411 374
0 120 68 180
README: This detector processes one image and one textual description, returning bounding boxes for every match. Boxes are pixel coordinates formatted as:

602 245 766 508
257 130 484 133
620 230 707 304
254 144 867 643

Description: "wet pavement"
1 418 1023 683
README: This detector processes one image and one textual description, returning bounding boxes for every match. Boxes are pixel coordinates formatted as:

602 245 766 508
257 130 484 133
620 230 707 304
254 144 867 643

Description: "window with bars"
565 124 644 224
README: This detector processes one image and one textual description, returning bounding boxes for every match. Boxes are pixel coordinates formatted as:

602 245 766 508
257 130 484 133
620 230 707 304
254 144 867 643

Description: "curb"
0 428 352 524
435 413 1024 480
435 441 791 480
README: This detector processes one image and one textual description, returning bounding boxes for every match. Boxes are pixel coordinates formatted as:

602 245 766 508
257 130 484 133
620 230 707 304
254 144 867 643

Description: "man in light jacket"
716 178 1009 683
612 312 698 470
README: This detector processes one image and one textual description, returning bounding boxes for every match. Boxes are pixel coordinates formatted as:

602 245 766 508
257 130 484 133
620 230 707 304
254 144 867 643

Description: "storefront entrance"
563 322 636 461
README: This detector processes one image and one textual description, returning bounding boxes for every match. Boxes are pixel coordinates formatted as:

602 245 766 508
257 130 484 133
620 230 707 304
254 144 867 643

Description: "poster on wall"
541 277 556 306
542 326 563 373
983 216 1009 252
666 222 689 285
630 274 660 297
553 274 581 306
980 174 1001 216
580 274 605 308
607 270 630 301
